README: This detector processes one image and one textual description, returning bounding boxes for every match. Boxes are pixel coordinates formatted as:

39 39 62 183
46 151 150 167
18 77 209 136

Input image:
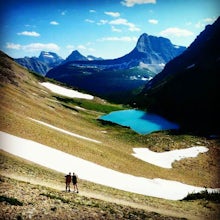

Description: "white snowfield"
40 82 94 100
132 147 209 169
29 118 101 144
1 131 219 200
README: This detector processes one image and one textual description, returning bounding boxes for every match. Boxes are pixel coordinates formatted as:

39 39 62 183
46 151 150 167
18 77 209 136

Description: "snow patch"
139 61 149 69
130 75 148 81
159 63 165 67
1 131 219 200
29 118 101 144
132 146 209 169
44 55 54 58
186 64 195 69
40 82 94 100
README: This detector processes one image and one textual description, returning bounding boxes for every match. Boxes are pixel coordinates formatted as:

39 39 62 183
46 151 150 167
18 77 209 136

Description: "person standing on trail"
65 172 71 192
72 172 79 193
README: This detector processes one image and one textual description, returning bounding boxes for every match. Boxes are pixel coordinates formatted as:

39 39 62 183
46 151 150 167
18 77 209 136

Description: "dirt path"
2 172 202 220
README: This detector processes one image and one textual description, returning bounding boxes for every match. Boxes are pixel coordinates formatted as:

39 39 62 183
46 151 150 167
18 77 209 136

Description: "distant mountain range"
15 51 64 76
135 17 220 134
65 33 185 73
15 51 103 76
45 33 185 102
15 33 185 77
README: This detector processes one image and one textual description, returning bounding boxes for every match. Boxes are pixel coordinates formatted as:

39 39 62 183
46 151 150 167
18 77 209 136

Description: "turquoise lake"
99 109 179 134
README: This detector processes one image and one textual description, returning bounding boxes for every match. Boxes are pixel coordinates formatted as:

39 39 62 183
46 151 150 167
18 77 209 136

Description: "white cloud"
148 19 158 24
23 43 60 52
109 18 140 32
6 42 21 50
97 19 108 25
185 21 192 26
128 24 140 32
50 21 59 25
111 26 122 32
66 45 75 50
99 36 138 42
204 17 214 23
85 19 95 23
77 45 86 50
104 11 120 18
195 21 203 29
89 9 96 13
17 31 40 37
121 0 156 7
109 18 127 25
160 27 193 37
195 17 216 29
204 17 217 24
61 10 67 16
6 42 60 52
88 48 95 52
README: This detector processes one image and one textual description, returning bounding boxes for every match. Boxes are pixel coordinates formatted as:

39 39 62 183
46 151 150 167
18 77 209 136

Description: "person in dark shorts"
65 172 71 192
72 172 79 193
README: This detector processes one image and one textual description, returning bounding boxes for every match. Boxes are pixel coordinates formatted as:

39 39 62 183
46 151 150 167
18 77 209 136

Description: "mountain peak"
38 51 63 62
69 50 82 55
136 33 173 53
65 50 88 63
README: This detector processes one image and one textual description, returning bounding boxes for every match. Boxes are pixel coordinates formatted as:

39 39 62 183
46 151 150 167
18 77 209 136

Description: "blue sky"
0 0 219 59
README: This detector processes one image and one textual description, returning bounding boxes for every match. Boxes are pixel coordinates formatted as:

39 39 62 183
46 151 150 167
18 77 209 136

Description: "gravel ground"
0 175 186 220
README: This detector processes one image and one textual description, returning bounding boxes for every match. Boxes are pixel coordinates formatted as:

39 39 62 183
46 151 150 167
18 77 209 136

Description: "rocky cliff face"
135 33 185 63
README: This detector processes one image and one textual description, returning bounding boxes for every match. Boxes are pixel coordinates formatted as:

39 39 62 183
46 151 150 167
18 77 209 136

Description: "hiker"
65 172 71 192
72 172 79 193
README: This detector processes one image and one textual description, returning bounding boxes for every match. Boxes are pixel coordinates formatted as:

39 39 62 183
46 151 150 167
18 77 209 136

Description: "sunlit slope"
0 50 219 189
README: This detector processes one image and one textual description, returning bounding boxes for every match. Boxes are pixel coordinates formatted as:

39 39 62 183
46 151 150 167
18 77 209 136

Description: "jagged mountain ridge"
15 50 104 75
135 17 220 134
15 51 64 76
46 33 186 102
67 34 186 73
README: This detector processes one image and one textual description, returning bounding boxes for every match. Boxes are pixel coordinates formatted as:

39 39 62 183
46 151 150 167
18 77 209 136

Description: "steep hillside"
15 57 49 76
1 50 220 219
135 17 220 134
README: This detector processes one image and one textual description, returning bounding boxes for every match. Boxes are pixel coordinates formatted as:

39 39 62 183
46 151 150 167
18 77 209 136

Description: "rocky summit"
63 50 88 64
